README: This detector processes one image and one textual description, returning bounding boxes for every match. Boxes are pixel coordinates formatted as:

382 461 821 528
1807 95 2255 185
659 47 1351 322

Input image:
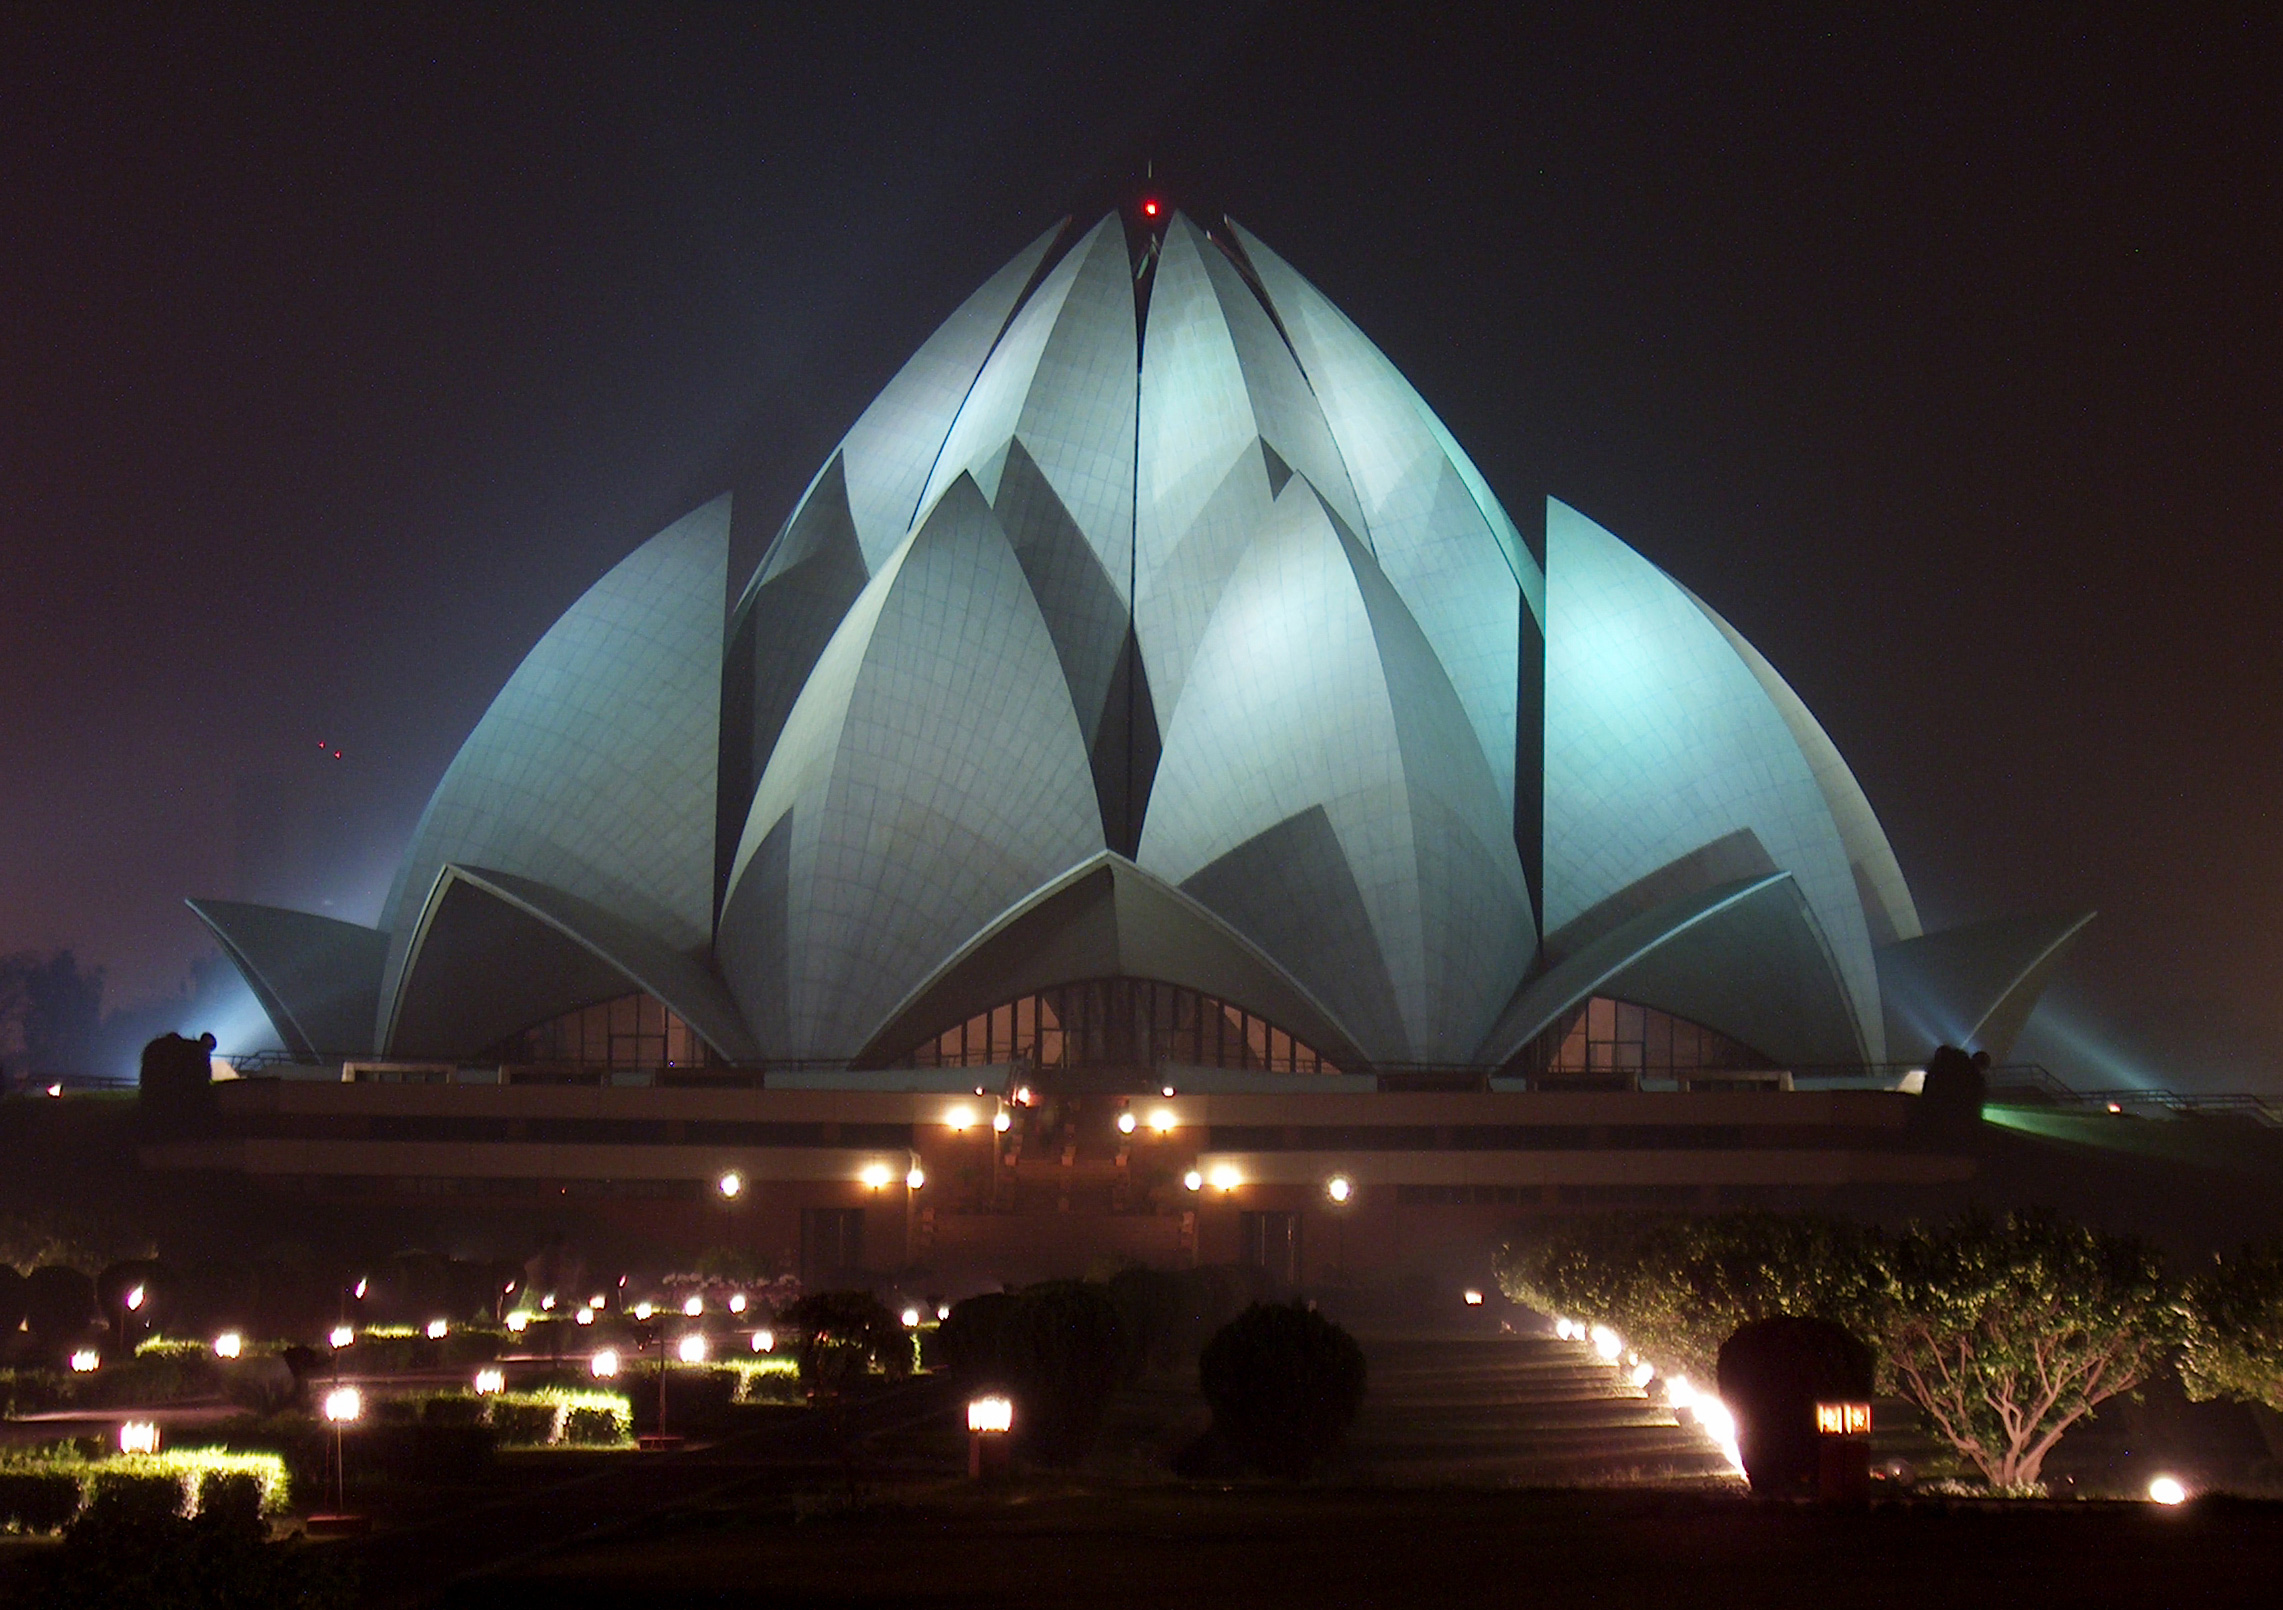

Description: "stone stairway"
1346 1333 1739 1487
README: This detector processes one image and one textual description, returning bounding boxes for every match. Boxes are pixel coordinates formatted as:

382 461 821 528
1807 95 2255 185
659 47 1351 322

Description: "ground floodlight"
1630 1361 1656 1388
1183 1170 1203 1191
330 1325 354 1349
683 1296 704 1317
70 1350 100 1373
575 1308 594 1326
752 1329 774 1352
633 1301 654 1321
1554 1318 1574 1340
426 1319 448 1340
677 1333 708 1364
591 1349 620 1379
540 1294 556 1311
718 1169 744 1199
1589 1325 1622 1361
213 1332 242 1359
589 1295 606 1309
1665 1375 1696 1411
2149 1475 2188 1505
474 1368 505 1394
860 1161 893 1190
505 1310 531 1333
118 1421 159 1455
1462 1289 1484 1306
1118 1112 1138 1134
967 1396 1013 1434
323 1386 362 1424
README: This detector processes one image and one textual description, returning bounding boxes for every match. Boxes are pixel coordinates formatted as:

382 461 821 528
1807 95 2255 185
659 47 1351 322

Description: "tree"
1496 1211 1890 1382
939 1281 1131 1467
2179 1240 2283 1412
781 1289 905 1394
1198 1301 1367 1478
1881 1213 2176 1491
0 949 104 1078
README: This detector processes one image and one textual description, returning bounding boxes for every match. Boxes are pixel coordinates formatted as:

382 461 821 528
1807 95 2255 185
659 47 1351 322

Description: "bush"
782 1290 905 1394
421 1393 487 1426
563 1406 627 1446
1197 1302 1367 1479
1106 1265 1268 1377
1715 1316 1875 1496
486 1399 559 1445
1000 1281 1129 1467
0 1469 82 1532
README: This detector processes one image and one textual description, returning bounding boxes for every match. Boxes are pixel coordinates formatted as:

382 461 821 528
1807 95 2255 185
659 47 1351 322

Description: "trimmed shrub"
486 1399 559 1445
563 1406 626 1446
783 1290 905 1394
936 1292 1017 1386
1197 1302 1367 1478
1000 1281 1128 1468
78 1470 185 1524
0 1469 82 1533
194 1470 263 1532
1716 1316 1876 1498
421 1393 487 1426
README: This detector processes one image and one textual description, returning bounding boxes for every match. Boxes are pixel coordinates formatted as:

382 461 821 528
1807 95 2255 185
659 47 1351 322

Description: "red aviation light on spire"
1141 198 1160 219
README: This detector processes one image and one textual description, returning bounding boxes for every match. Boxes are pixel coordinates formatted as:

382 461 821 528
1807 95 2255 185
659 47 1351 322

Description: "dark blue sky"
4 4 2279 1088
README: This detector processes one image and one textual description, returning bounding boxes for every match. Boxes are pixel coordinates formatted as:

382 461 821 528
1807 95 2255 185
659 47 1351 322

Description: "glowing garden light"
118 1421 159 1455
1553 1318 1576 1341
992 1110 1013 1133
70 1349 100 1373
683 1296 704 1317
426 1319 449 1340
591 1349 620 1378
124 1285 145 1312
213 1332 242 1359
752 1329 775 1352
539 1294 556 1311
589 1295 606 1309
473 1368 505 1394
967 1395 1013 1433
1326 1175 1352 1203
1117 1111 1138 1134
729 1294 748 1314
1664 1375 1697 1411
1463 1289 1485 1306
1694 1396 1743 1472
937 1304 950 1320
906 1165 927 1190
677 1333 709 1364
1589 1324 1622 1362
575 1308 595 1326
2149 1475 2188 1505
633 1301 654 1321
353 1279 367 1300
901 1307 922 1328
505 1310 531 1333
323 1386 362 1424
330 1325 354 1349
1630 1360 1656 1388
1183 1169 1203 1192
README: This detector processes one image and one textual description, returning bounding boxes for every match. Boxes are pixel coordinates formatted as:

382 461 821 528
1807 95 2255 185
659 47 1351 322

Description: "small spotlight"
118 1421 159 1455
729 1294 748 1314
937 1304 951 1320
124 1285 145 1312
1326 1175 1352 1204
633 1301 654 1321
992 1111 1013 1133
1118 1112 1138 1134
591 1349 620 1378
1590 1325 1623 1362
1665 1375 1697 1411
1630 1360 1656 1388
1161 1085 1175 1098
474 1368 505 1394
505 1310 531 1334
213 1332 242 1359
1463 1289 1484 1306
1183 1169 1203 1191
683 1296 704 1317
353 1279 367 1300
967 1396 1013 1434
329 1325 354 1349
2107 1102 2124 1114
323 1386 362 1424
2149 1475 2188 1505
907 1165 927 1190
589 1295 606 1309
1208 1164 1241 1192
574 1308 595 1326
1148 1109 1177 1133
426 1319 448 1340
44 1083 61 1097
540 1294 556 1311
902 1307 922 1328
677 1333 708 1364
947 1105 976 1131
752 1328 775 1353
717 1170 744 1199
1015 1085 1033 1106
1554 1318 1575 1340
70 1349 100 1373
861 1161 893 1190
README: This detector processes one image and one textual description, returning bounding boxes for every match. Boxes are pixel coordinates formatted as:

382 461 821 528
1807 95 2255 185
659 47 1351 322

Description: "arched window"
488 993 714 1069
895 977 1341 1076
1515 997 1774 1082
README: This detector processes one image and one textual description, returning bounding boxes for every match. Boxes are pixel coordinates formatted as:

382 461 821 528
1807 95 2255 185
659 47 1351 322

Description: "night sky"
4 5 2278 1089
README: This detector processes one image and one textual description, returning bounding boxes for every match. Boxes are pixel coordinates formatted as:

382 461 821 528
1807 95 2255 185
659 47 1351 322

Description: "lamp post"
322 1386 361 1515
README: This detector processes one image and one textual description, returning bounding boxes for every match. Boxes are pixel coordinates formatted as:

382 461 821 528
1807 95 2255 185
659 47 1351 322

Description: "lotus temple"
159 207 2091 1285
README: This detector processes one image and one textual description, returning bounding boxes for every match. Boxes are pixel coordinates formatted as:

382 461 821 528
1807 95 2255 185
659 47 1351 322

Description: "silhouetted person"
1915 1044 1989 1138
139 1031 217 1120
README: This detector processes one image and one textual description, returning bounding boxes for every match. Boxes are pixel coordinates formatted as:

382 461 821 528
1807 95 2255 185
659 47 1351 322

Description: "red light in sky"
1142 199 1159 218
